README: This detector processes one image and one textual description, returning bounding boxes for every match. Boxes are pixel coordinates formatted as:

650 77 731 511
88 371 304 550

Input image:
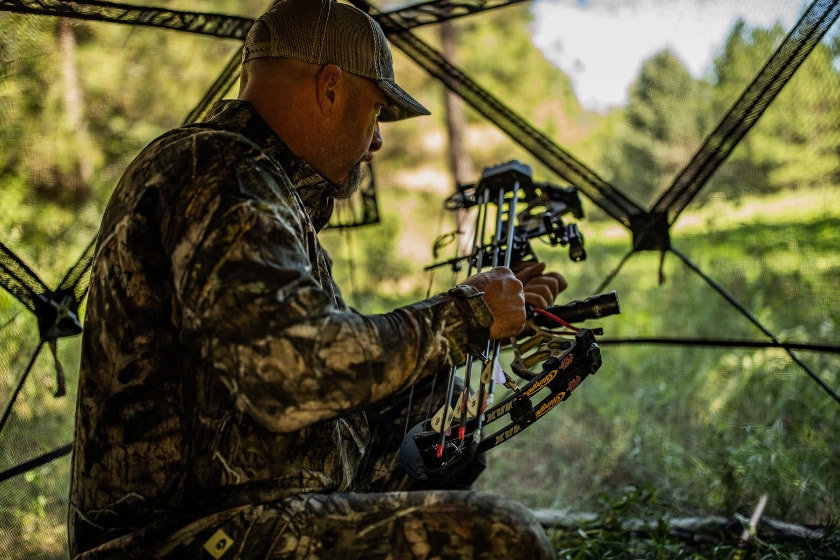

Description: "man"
69 0 565 558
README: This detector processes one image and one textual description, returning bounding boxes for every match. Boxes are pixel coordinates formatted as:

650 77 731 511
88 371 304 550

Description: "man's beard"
334 161 363 199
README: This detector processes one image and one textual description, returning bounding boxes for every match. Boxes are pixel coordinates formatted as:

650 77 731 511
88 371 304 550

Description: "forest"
1 1 838 558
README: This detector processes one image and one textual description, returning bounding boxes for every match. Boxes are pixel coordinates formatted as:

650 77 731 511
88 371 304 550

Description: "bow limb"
400 326 603 480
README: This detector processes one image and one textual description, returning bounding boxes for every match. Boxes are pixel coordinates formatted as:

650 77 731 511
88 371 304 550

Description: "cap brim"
375 79 431 122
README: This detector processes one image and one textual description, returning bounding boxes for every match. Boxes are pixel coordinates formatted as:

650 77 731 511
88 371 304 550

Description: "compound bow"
401 161 620 481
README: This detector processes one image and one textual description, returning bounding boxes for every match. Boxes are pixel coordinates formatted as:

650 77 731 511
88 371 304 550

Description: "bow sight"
401 160 620 482
429 160 587 273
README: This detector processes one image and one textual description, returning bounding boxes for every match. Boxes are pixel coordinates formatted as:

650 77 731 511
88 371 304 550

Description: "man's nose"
369 125 383 153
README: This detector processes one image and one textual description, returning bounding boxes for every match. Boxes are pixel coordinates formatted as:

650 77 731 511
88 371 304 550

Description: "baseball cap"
242 0 430 122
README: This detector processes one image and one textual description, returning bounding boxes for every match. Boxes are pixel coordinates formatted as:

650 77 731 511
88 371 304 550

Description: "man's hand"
463 263 567 340
516 262 567 309
463 267 525 340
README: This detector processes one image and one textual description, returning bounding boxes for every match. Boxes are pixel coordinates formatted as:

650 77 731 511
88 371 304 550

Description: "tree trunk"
439 20 476 261
59 17 94 186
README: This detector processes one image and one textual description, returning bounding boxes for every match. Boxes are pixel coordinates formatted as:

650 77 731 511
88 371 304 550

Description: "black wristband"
448 285 494 355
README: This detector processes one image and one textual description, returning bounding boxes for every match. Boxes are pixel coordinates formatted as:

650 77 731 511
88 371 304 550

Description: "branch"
531 508 829 541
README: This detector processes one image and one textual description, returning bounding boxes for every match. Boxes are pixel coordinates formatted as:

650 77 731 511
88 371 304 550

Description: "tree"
708 20 840 195
438 3 586 167
603 50 712 206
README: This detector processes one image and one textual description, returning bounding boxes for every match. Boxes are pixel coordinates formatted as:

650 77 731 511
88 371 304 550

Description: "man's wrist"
448 285 494 354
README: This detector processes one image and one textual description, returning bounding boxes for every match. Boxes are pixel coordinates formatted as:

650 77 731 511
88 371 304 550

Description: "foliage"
707 21 840 197
379 3 591 177
598 19 840 211
602 50 714 206
323 212 420 311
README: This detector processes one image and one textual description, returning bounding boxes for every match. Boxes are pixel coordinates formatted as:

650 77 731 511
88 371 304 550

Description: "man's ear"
315 64 344 116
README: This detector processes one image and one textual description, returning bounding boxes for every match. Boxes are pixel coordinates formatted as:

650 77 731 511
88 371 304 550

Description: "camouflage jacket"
69 100 478 554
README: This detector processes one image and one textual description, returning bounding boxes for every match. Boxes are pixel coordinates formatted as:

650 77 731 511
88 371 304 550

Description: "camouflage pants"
75 378 554 559
163 490 554 559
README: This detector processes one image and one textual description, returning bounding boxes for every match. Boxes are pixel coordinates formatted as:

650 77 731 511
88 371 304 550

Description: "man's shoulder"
122 124 286 195
142 124 267 163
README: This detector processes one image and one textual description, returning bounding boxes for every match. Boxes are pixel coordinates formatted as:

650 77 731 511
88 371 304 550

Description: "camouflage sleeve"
164 136 476 433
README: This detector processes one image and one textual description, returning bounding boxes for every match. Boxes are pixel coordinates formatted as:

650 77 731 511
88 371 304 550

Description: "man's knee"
462 491 554 560
390 491 553 559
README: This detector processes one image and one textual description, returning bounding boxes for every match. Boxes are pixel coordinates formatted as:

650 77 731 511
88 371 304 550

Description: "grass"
546 485 840 559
